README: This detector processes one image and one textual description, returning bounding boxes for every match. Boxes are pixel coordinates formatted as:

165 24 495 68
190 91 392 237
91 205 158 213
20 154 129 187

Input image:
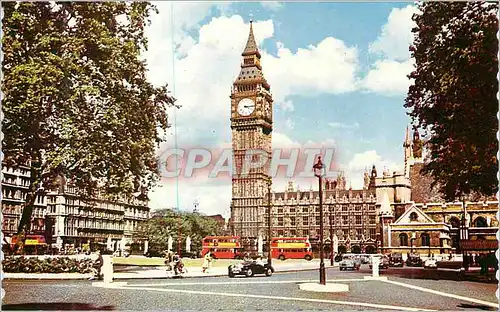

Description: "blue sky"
144 1 419 216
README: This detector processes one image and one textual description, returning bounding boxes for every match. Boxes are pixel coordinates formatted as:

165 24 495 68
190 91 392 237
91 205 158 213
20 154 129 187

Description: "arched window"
409 212 418 222
448 216 460 229
421 233 430 247
473 216 488 228
399 233 408 246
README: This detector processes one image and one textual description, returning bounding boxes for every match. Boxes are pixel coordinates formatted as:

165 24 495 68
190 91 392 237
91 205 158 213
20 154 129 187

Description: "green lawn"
112 256 240 268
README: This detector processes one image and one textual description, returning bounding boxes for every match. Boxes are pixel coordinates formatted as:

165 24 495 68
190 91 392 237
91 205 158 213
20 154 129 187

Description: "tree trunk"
13 162 43 254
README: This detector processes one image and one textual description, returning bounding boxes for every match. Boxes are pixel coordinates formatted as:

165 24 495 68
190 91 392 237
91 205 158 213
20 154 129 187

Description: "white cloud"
285 118 295 130
361 5 418 96
344 150 403 189
328 122 360 130
143 7 405 215
149 183 232 218
260 1 284 11
362 58 414 96
263 39 359 104
369 5 418 61
278 99 295 112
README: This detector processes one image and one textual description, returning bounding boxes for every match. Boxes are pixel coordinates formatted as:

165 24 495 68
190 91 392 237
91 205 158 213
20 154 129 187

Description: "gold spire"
242 20 260 57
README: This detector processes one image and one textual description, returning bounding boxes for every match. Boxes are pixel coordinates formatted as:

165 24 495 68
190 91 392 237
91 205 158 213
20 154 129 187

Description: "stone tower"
403 126 412 178
230 21 273 240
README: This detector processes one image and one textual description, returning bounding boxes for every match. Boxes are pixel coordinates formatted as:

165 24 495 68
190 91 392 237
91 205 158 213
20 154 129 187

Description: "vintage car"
406 254 423 267
369 255 390 270
389 253 404 267
339 255 361 271
228 260 274 278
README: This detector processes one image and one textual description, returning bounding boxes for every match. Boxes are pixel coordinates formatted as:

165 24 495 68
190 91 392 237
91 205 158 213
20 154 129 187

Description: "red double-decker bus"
201 236 241 259
271 237 313 261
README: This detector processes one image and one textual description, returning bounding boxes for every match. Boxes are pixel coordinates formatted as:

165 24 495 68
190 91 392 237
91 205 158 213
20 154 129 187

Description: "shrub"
2 256 96 274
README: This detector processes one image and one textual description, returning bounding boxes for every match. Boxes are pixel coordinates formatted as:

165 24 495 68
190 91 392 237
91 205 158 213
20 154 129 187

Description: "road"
3 267 498 311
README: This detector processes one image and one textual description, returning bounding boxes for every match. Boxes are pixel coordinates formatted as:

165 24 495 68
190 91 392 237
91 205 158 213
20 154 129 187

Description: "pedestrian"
89 250 103 280
202 251 212 273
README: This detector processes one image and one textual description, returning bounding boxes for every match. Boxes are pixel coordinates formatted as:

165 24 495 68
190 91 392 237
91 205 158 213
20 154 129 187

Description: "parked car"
359 255 370 264
424 256 441 269
424 258 437 269
228 260 274 278
339 255 361 271
406 254 423 267
369 255 390 270
389 253 404 267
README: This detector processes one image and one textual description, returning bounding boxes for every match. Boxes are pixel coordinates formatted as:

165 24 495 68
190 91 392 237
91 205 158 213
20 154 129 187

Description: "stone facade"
1 161 150 252
264 181 379 253
409 162 443 203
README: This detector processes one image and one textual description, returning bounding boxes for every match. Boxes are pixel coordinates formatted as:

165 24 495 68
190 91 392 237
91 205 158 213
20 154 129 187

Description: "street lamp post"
329 207 334 266
460 196 468 270
267 180 272 266
313 157 326 285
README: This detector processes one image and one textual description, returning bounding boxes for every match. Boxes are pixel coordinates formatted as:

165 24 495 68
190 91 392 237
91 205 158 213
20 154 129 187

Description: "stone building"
228 21 498 257
1 160 150 252
379 127 499 256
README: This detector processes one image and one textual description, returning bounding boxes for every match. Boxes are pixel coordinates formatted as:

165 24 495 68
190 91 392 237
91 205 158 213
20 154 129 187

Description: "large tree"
405 1 498 201
138 209 223 254
2 2 176 251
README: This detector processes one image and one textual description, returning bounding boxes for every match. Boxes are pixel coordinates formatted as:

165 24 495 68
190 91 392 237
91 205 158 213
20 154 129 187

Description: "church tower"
230 21 273 240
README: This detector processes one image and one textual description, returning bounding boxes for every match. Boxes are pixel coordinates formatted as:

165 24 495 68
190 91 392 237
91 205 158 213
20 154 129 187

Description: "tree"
137 209 223 254
2 2 177 252
404 2 498 201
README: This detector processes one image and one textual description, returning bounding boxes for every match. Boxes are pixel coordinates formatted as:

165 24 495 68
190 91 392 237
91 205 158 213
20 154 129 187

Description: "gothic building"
229 21 497 257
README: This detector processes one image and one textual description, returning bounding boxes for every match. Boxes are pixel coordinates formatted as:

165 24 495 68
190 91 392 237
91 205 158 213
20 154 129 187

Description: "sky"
143 1 419 218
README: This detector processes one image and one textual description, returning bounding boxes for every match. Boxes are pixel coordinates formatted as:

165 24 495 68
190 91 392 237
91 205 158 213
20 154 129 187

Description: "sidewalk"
3 259 332 280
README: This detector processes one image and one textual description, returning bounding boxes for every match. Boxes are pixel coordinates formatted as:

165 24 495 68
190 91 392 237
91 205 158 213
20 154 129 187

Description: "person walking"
89 250 103 280
202 251 212 273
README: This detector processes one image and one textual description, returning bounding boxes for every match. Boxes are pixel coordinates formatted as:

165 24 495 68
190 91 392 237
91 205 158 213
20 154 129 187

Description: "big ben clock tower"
230 21 273 242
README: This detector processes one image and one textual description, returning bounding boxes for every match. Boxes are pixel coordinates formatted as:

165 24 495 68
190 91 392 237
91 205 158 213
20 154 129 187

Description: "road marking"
116 285 436 311
383 280 499 309
126 278 368 287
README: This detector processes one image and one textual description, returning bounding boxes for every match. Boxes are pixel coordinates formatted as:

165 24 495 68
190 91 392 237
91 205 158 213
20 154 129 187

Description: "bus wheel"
279 255 285 261
304 255 312 261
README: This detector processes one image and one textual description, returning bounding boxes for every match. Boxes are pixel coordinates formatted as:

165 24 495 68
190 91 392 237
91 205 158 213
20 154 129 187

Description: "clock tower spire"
230 21 273 247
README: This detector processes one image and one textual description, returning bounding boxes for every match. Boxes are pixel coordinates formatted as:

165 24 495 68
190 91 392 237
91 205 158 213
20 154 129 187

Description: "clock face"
237 98 255 116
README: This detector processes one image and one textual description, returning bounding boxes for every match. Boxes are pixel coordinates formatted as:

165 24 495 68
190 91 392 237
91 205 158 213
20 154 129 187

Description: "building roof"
242 20 260 57
272 189 377 202
234 21 270 90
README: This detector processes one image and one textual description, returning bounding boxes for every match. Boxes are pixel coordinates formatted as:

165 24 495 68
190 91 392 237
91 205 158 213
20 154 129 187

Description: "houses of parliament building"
229 21 498 256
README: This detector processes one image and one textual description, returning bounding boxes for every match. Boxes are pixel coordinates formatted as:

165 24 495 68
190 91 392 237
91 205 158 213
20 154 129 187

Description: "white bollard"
102 255 113 284
372 257 380 278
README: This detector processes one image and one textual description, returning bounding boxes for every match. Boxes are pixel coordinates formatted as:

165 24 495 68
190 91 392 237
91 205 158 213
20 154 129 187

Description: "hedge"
2 256 95 274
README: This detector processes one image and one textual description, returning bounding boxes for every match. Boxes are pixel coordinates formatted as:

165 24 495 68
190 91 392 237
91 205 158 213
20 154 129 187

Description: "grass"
112 256 240 268
112 256 315 267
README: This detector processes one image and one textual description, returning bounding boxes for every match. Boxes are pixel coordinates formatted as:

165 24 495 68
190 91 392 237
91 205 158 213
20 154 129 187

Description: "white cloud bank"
361 5 418 96
144 3 416 216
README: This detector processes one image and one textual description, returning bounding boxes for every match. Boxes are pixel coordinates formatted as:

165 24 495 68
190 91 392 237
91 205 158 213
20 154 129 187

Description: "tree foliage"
137 209 223 254
2 2 177 244
404 2 498 201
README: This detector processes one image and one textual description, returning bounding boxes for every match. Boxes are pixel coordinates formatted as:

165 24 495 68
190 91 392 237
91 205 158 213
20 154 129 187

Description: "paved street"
3 267 498 311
